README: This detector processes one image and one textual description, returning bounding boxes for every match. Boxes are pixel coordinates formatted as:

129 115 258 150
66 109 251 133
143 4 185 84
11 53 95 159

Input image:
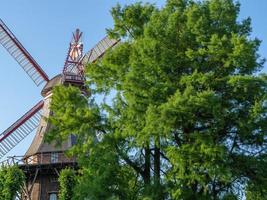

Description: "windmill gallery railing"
0 151 76 168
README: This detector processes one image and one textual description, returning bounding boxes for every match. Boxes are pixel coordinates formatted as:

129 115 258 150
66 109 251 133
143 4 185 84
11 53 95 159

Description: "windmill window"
38 126 44 135
51 152 58 163
71 134 77 146
49 193 57 200
50 177 58 183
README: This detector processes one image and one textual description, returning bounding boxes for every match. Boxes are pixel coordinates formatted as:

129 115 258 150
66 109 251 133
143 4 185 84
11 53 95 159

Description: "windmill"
0 18 119 199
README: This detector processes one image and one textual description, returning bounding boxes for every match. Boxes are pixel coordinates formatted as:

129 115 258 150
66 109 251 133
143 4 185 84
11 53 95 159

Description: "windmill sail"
82 36 120 64
62 29 85 84
0 101 43 159
0 19 49 86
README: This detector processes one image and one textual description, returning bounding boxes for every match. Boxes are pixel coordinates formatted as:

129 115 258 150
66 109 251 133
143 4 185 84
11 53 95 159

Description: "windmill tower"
0 19 119 199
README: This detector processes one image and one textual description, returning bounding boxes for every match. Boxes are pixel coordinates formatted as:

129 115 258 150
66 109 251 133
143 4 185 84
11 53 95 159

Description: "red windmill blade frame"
0 19 49 86
0 101 44 158
0 18 49 160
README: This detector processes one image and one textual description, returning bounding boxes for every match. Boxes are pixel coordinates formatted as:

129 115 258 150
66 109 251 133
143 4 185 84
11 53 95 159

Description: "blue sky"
0 0 266 161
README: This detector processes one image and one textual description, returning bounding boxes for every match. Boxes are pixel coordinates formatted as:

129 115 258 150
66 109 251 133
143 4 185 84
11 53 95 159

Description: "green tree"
47 0 267 199
0 166 25 200
48 86 139 200
246 182 267 200
59 168 76 200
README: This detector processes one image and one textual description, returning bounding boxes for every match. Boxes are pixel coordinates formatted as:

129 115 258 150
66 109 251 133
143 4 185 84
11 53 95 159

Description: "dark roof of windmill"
24 133 70 157
41 74 62 97
24 124 73 157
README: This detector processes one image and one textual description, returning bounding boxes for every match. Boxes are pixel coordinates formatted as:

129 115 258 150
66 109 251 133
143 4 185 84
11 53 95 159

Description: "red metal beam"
0 19 49 83
0 101 44 143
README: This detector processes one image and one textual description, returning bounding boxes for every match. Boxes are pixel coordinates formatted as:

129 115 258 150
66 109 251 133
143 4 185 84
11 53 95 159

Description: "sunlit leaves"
49 0 267 199
0 166 25 200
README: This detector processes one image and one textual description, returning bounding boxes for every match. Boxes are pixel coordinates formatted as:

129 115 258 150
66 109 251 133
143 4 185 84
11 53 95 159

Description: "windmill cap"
41 74 62 97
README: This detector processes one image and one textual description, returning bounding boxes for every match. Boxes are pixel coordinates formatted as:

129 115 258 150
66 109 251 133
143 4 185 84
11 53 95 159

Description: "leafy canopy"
59 168 76 200
48 0 267 199
0 166 25 200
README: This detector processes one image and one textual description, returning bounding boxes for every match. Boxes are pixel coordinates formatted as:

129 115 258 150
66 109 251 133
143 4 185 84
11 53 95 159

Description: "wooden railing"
0 152 76 167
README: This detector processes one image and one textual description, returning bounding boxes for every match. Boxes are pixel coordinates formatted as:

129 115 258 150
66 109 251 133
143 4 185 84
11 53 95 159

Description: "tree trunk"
144 145 151 186
154 146 160 185
154 138 162 199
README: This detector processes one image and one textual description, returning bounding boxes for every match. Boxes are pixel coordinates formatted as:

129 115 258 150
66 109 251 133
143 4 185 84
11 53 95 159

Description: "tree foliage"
59 168 76 200
48 0 267 199
0 166 25 200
